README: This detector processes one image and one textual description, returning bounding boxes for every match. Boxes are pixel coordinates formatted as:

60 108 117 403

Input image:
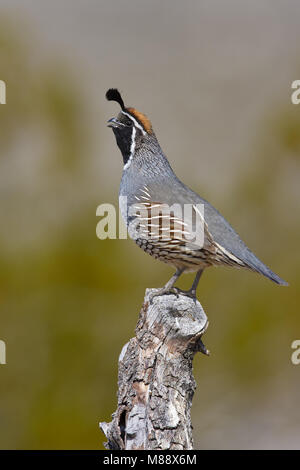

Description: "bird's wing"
182 185 287 285
129 200 215 253
131 179 287 285
128 185 215 252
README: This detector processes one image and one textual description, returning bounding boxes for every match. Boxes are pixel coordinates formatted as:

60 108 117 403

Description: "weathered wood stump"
100 288 209 450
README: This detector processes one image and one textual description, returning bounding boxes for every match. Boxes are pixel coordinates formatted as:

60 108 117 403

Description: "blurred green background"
0 0 299 449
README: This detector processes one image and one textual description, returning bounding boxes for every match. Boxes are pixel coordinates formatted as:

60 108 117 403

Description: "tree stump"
100 288 209 450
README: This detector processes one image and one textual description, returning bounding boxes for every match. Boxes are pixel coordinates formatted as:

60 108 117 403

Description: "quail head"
106 88 288 298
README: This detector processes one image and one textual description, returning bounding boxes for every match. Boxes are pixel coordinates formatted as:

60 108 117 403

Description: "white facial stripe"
130 126 136 157
123 126 136 170
121 111 146 136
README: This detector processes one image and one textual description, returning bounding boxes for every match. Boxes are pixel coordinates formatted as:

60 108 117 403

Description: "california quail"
106 88 288 298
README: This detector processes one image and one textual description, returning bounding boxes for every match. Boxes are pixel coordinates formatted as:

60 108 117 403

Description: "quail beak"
107 117 124 129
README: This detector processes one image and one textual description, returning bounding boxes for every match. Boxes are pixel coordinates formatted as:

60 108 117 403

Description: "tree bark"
100 288 209 450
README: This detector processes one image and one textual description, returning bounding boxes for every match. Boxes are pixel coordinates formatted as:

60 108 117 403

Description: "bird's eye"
120 115 132 127
125 120 133 127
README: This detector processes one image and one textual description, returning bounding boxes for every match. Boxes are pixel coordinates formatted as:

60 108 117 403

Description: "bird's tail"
245 253 288 286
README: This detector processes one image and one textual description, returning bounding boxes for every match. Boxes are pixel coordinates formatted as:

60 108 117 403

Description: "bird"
106 88 288 299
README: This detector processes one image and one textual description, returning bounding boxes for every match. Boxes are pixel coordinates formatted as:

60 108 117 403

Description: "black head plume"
106 88 125 110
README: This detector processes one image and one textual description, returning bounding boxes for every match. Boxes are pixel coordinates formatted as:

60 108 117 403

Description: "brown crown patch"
127 107 152 134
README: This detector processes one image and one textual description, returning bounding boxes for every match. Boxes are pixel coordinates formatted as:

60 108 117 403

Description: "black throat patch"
112 126 134 166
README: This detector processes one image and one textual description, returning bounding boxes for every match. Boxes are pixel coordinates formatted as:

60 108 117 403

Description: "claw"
173 288 197 300
149 287 180 303
148 287 199 304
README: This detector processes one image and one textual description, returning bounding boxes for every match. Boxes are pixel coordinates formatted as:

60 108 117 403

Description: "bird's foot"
173 288 197 300
149 287 198 303
148 287 181 303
